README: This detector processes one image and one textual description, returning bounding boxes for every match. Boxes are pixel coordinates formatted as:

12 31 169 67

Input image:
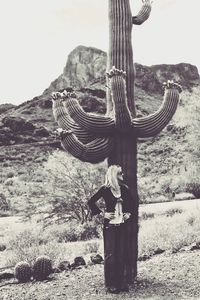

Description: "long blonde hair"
105 165 122 197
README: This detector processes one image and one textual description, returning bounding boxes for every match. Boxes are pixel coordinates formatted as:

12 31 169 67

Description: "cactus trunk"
107 0 138 281
52 0 181 283
108 136 138 280
107 0 136 116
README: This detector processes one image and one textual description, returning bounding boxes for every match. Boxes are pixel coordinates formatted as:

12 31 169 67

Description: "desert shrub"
0 243 6 251
83 240 101 254
35 157 44 163
138 175 173 204
187 216 195 226
31 150 106 224
43 220 101 243
139 165 200 203
186 182 200 198
165 207 183 217
4 178 14 186
7 228 44 250
26 157 33 161
2 162 9 167
3 206 200 267
178 164 200 198
18 170 25 175
6 241 66 267
5 226 62 266
80 222 102 240
139 210 200 257
6 171 15 178
0 193 10 211
4 221 102 267
3 177 31 200
138 177 154 204
140 211 155 220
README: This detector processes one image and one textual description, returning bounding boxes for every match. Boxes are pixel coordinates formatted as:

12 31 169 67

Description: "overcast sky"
0 0 199 105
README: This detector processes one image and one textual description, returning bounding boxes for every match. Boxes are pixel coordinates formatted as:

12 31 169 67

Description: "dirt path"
139 198 200 215
1 251 200 300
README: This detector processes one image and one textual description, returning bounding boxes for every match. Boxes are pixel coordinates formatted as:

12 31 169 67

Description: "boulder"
153 248 165 255
57 260 71 271
0 272 14 281
71 256 86 268
190 242 200 251
0 244 6 251
90 254 103 264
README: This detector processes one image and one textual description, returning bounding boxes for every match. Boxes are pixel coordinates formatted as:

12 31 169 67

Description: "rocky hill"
0 45 199 145
0 45 200 203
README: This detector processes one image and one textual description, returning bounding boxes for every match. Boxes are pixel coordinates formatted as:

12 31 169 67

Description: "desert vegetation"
0 141 200 281
1 199 200 270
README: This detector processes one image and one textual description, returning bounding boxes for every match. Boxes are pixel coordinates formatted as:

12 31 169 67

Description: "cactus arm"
52 95 72 130
52 95 95 143
132 0 152 25
62 93 115 135
60 130 114 163
132 82 182 137
107 67 132 131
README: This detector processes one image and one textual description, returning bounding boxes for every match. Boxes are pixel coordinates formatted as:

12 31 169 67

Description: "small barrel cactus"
32 255 53 281
14 261 32 283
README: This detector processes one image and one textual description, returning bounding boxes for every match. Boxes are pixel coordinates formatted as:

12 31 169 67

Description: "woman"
88 165 133 294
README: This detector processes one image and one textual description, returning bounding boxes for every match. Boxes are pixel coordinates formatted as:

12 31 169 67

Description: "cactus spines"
14 261 32 283
52 0 182 282
32 256 53 281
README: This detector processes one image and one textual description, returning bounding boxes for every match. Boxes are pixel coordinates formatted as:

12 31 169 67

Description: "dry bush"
2 205 200 267
139 209 200 256
83 240 102 255
4 225 102 267
43 220 101 243
29 150 107 224
165 207 183 217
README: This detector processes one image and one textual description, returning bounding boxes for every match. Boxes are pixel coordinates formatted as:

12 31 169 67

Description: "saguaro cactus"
52 0 182 282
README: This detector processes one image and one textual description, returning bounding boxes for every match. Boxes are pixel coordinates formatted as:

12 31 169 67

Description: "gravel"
0 251 200 300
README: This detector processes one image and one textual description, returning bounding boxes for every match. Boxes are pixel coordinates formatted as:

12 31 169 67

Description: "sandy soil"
0 251 200 300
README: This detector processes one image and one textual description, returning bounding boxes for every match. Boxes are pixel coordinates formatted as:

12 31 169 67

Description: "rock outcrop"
44 46 199 97
43 45 107 95
135 63 200 93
